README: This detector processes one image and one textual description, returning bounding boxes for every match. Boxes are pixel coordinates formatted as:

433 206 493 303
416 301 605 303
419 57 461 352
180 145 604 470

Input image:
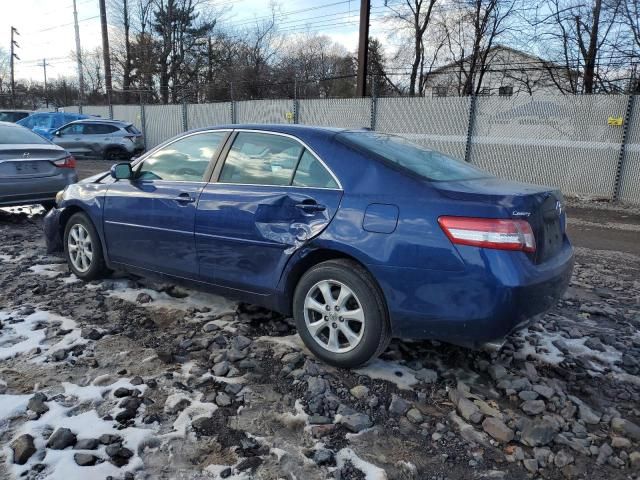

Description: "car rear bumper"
0 171 77 207
369 238 574 345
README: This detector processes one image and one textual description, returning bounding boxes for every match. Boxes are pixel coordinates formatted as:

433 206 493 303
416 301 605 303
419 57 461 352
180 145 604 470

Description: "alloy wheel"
67 224 93 273
303 279 365 353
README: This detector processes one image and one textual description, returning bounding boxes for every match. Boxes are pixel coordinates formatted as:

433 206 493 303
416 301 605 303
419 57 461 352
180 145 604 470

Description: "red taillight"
54 155 76 169
438 216 536 253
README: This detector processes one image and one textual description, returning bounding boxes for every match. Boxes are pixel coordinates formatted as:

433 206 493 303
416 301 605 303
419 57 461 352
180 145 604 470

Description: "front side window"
59 123 85 135
337 131 490 182
292 151 338 189
219 132 303 186
137 131 226 182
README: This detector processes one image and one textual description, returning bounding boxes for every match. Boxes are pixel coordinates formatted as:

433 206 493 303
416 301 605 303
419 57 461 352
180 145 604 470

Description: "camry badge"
512 211 531 217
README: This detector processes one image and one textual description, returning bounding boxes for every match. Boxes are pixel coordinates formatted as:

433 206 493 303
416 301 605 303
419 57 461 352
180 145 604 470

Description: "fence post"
229 82 236 124
293 78 298 124
108 102 114 120
464 94 477 163
182 99 188 132
139 93 147 151
613 93 635 202
370 74 377 130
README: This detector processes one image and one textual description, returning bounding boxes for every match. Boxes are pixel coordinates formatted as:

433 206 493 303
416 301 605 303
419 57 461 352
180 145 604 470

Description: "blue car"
44 125 573 367
17 112 90 139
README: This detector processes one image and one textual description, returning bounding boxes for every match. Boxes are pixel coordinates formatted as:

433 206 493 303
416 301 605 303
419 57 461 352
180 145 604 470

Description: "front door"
51 123 86 156
103 131 229 279
196 131 343 293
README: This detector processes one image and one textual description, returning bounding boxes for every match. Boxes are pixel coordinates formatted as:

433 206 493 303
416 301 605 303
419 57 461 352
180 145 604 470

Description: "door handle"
173 193 195 204
296 201 326 212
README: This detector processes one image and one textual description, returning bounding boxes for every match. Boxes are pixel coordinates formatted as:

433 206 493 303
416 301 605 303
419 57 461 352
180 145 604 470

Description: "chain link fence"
65 94 640 205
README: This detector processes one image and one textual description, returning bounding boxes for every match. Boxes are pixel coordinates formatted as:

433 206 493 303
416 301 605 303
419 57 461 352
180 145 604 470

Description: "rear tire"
105 147 130 161
63 212 107 281
293 259 391 368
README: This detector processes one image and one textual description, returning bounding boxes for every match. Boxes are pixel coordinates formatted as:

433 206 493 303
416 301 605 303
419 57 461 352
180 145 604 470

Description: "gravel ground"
0 199 639 479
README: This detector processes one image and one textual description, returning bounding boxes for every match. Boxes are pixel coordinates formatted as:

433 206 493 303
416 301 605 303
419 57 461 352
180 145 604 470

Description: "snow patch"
335 448 387 480
28 263 69 278
355 359 418 390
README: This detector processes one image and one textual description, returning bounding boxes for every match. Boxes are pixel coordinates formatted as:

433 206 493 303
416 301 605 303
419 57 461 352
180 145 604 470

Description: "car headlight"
55 190 65 205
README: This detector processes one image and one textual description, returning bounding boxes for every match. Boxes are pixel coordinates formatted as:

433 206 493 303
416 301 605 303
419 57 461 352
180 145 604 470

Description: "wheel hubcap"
68 224 93 273
304 279 365 353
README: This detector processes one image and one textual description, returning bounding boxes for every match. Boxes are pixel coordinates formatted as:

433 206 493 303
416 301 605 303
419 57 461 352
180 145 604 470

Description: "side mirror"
110 162 133 180
54 130 62 136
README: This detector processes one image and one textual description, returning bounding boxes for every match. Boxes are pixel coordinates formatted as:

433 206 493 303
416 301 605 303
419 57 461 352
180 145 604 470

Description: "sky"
1 0 396 83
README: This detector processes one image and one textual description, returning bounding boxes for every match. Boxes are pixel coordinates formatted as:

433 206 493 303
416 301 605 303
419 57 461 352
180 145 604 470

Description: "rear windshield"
126 125 141 134
0 125 49 144
0 112 30 122
336 131 490 182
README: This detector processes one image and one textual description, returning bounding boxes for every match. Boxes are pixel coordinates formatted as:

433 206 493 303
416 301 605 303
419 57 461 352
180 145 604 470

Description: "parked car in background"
0 121 77 209
44 124 573 368
0 110 33 123
50 119 145 160
17 112 90 139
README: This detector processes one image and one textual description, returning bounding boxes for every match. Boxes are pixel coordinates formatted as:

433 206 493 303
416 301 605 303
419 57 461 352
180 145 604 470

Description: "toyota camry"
44 125 573 368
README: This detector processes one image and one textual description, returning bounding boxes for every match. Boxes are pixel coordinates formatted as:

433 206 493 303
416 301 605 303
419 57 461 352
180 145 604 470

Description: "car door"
83 123 119 157
52 123 86 156
103 131 229 279
196 131 343 294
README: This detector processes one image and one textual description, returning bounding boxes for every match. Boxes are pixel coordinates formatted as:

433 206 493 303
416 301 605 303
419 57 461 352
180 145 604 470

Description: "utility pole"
98 0 113 104
10 26 20 108
37 59 51 108
356 0 370 97
72 0 85 107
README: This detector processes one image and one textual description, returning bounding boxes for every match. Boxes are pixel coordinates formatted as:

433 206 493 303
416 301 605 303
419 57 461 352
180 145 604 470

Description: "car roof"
193 124 345 135
0 109 33 113
67 118 131 126
0 120 27 128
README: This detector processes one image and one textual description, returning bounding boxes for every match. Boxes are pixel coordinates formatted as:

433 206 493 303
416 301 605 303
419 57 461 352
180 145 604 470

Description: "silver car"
51 119 145 160
0 122 78 209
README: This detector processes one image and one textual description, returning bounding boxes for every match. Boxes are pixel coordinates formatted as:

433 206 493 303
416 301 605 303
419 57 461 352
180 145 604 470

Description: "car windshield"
336 131 490 182
0 125 49 144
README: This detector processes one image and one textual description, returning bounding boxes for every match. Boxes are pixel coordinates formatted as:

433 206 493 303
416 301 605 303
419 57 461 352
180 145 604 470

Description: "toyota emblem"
23 152 30 158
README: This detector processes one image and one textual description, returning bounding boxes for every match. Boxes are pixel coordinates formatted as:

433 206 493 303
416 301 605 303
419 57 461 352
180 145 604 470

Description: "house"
423 45 578 97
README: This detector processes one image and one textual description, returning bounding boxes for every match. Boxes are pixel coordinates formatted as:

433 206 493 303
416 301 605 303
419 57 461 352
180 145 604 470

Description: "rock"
75 438 99 450
611 436 631 449
488 365 508 380
11 434 36 465
237 456 262 472
51 349 67 361
389 394 410 416
596 443 613 465
406 408 424 424
578 404 601 425
224 383 243 395
482 417 514 443
415 368 438 383
533 384 555 400
554 449 574 468
518 390 539 401
350 385 369 400
47 428 77 449
521 400 546 415
523 458 538 473
520 419 557 447
130 376 144 386
107 446 133 467
136 292 152 303
220 467 232 478
74 453 98 466
116 408 138 423
80 328 102 340
215 392 232 407
27 393 49 415
192 417 217 436
281 352 303 366
99 434 121 445
457 398 483 424
339 412 372 433
448 412 491 447
113 387 132 398
202 321 220 333
313 448 334 466
231 335 252 351
630 451 640 469
213 361 230 377
307 377 328 396
533 447 552 467
611 417 640 441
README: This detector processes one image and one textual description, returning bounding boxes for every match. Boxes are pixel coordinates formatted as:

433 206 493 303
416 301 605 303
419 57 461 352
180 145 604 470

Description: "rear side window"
30 115 53 129
219 132 303 186
337 131 490 182
137 131 226 182
292 151 338 189
0 125 49 144
85 124 119 134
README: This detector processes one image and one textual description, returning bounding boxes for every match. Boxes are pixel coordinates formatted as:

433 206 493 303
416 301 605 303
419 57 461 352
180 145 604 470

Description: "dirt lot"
0 162 639 479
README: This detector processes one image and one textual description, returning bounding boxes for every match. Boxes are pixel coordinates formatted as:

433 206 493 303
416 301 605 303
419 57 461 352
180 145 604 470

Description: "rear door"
103 131 228 279
196 131 343 293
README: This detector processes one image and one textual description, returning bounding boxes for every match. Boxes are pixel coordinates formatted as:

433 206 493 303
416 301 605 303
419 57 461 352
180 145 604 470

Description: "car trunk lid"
0 145 67 179
433 177 565 264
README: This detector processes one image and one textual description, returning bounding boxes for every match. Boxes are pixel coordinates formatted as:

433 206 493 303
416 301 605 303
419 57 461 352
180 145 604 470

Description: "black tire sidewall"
293 261 386 368
63 212 105 280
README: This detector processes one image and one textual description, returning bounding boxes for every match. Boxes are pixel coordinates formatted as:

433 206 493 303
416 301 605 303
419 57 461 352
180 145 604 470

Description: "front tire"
293 259 391 368
63 212 107 281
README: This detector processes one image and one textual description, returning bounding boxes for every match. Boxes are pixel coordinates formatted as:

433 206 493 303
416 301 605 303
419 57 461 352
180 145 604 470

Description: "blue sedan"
43 125 573 367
